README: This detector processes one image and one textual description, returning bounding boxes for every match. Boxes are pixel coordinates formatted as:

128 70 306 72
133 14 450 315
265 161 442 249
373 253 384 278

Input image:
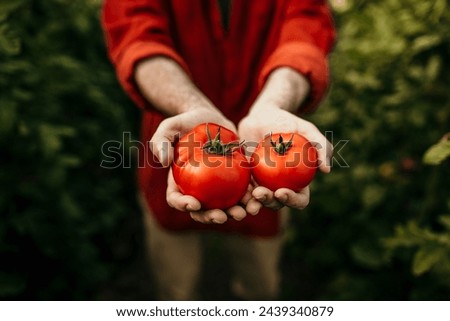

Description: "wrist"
250 67 311 115
247 101 279 117
135 56 218 115
181 99 218 114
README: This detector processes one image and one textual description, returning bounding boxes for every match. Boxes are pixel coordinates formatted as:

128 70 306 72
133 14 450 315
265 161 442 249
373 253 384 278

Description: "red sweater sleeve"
101 0 190 109
258 0 336 113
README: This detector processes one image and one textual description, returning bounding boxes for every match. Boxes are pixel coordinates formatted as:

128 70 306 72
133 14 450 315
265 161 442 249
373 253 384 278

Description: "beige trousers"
139 195 289 300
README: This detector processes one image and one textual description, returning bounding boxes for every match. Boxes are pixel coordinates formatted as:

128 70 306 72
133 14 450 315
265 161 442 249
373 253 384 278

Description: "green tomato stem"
270 133 294 155
203 123 243 156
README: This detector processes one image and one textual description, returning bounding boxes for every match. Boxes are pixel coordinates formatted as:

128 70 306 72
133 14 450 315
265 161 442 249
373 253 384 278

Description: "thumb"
153 137 174 167
150 122 177 167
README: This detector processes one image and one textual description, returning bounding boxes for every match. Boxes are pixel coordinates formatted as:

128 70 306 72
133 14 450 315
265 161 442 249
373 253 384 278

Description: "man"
101 0 335 300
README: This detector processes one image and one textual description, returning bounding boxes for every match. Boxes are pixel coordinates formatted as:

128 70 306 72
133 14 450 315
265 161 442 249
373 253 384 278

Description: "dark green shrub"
0 0 142 299
281 0 450 300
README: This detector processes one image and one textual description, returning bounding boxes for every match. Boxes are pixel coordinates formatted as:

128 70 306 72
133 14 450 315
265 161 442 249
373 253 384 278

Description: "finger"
241 178 263 215
252 186 284 210
149 119 177 167
245 197 262 215
314 139 333 174
166 169 201 211
190 209 228 224
242 184 262 215
167 190 201 212
298 123 333 174
152 137 174 167
226 205 247 221
274 186 310 210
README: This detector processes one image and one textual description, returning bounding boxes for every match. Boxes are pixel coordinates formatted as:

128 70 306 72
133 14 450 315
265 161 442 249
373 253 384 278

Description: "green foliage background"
1 0 449 300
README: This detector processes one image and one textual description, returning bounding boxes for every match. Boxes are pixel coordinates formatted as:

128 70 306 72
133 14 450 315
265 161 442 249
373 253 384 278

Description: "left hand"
238 105 333 211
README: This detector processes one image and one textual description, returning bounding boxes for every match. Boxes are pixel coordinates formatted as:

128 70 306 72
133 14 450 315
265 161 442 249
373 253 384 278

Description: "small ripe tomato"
172 123 250 210
250 133 318 191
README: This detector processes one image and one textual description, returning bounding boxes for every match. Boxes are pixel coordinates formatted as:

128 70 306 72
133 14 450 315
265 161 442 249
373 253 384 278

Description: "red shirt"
101 0 336 237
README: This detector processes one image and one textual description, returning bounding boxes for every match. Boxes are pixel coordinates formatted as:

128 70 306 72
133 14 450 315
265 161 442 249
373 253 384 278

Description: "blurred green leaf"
351 241 387 269
412 246 446 276
438 216 450 231
423 136 450 165
411 35 442 54
425 55 441 82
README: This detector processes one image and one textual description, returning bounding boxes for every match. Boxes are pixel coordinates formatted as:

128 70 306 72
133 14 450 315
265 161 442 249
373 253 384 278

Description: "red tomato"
172 123 250 210
250 133 318 191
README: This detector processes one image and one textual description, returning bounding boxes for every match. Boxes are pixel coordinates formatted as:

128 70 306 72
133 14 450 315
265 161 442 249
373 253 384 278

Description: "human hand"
238 105 332 210
239 106 333 172
151 108 257 224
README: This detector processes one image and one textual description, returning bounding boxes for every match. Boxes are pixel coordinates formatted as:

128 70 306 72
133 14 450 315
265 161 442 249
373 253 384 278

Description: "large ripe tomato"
172 123 250 210
250 133 318 191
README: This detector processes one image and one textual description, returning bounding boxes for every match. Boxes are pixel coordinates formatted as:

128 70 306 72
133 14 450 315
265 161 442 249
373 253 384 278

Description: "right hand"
151 107 258 224
149 107 236 167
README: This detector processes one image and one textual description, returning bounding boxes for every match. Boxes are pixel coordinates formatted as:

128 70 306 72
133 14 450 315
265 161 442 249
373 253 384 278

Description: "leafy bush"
0 0 142 299
383 135 450 281
281 0 450 300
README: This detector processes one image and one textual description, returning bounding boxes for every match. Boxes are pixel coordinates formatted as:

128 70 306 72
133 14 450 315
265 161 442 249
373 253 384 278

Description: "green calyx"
270 134 294 155
203 124 243 156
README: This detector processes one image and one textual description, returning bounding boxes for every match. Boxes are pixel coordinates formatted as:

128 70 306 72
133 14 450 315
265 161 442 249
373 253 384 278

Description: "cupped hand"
153 107 259 224
238 106 332 210
238 106 333 172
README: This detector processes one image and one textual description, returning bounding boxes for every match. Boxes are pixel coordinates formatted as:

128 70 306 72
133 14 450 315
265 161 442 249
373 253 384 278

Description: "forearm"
250 67 311 115
135 56 217 115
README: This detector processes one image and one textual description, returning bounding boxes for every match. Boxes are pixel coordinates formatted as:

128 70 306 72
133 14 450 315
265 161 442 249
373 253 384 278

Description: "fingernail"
158 143 171 164
256 196 266 202
186 204 199 211
278 194 288 202
211 218 225 224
